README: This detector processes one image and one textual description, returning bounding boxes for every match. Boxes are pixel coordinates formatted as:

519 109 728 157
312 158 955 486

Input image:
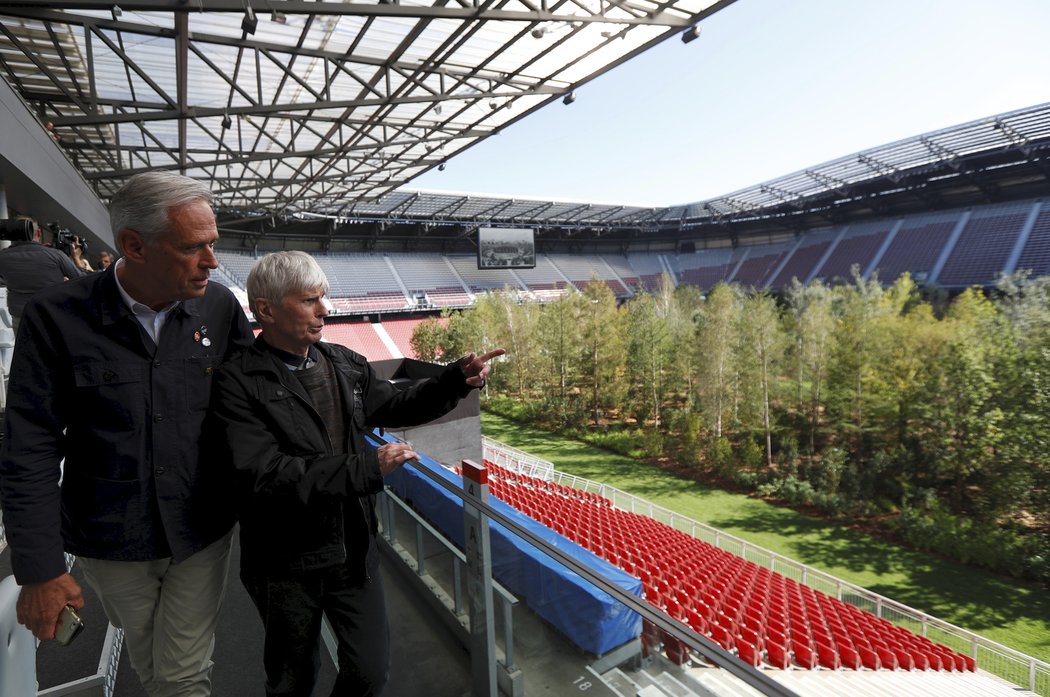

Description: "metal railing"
482 438 1050 696
393 450 804 697
375 487 524 695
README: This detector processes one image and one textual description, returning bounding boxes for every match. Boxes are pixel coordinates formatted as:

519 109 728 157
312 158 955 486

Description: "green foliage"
422 273 1050 584
705 434 734 477
735 435 765 473
896 496 1049 583
409 316 445 362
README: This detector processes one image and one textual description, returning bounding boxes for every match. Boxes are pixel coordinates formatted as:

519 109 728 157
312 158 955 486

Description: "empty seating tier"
482 461 974 675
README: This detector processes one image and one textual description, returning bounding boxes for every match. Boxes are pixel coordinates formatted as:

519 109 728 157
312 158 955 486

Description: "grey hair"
246 251 329 318
108 172 214 244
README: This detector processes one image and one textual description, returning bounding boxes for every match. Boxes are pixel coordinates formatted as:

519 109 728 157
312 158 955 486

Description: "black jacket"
206 336 473 574
0 241 85 319
0 268 252 583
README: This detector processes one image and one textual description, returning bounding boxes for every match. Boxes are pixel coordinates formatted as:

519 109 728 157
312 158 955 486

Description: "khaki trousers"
78 528 234 697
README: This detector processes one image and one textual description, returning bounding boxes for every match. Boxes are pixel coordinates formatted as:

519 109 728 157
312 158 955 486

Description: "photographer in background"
0 216 86 334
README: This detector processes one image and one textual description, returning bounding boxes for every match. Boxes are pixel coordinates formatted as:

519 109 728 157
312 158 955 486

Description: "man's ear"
253 297 274 325
117 228 147 263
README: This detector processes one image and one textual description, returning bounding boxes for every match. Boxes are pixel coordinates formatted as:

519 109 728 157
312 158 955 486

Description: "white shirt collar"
113 257 180 343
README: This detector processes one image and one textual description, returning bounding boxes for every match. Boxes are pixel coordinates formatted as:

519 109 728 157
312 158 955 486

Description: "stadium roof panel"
0 0 729 216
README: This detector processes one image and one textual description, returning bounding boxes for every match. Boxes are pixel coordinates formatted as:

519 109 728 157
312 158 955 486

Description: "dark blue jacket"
207 337 472 574
0 267 253 584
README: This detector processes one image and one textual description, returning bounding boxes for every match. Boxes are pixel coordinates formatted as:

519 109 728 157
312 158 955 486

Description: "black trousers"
242 555 390 697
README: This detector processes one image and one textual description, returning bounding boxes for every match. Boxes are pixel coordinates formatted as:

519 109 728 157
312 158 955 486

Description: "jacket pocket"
72 360 147 429
184 354 222 413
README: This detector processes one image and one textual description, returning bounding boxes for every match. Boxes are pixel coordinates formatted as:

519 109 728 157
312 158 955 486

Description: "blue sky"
407 0 1050 208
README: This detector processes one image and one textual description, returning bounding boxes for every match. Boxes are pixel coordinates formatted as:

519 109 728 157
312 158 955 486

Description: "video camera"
48 222 88 258
0 218 34 242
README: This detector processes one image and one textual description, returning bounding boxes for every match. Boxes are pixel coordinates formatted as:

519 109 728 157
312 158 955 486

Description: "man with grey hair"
0 171 253 696
207 250 502 696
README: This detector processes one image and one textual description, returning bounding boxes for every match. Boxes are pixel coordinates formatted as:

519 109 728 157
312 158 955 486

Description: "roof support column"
176 10 188 173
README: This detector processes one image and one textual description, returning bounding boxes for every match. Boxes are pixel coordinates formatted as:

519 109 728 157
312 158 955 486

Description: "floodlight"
681 25 701 43
270 11 287 24
221 113 232 130
438 163 446 172
562 91 576 106
242 7 258 35
111 4 122 18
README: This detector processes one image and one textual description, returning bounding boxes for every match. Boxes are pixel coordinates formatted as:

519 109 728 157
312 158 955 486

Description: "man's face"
263 286 328 356
143 200 218 304
100 253 112 269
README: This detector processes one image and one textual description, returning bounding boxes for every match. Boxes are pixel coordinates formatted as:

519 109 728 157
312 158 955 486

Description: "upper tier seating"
733 245 791 288
677 248 734 289
871 215 957 282
1015 206 1050 277
546 254 631 298
770 233 835 288
936 208 1028 287
447 255 527 294
814 223 892 282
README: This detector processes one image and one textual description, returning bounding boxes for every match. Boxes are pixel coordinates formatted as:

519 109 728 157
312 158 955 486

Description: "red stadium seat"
662 631 690 666
817 642 841 670
737 639 761 667
876 646 898 670
765 640 790 669
911 650 929 670
738 625 762 652
858 645 880 670
838 644 861 670
687 609 708 634
710 623 735 651
893 648 914 670
766 626 787 650
792 640 817 669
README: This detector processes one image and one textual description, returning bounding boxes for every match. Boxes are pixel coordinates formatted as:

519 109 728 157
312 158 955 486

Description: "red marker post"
461 459 497 697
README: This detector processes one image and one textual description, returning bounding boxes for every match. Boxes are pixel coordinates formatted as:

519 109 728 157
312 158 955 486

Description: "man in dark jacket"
206 250 502 697
0 172 253 697
0 216 87 333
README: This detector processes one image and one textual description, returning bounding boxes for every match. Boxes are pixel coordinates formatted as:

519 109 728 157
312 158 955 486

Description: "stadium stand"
625 252 675 292
381 317 444 359
446 254 528 295
483 460 977 676
677 248 736 290
869 212 959 283
315 253 411 311
214 199 1050 344
768 231 837 288
731 244 792 289
1015 204 1050 277
602 254 645 292
390 253 473 308
511 255 576 301
811 221 893 282
547 253 632 298
320 322 398 361
935 202 1033 287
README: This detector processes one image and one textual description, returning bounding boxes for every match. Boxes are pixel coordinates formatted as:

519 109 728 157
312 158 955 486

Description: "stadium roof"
0 0 730 216
1 3 1048 249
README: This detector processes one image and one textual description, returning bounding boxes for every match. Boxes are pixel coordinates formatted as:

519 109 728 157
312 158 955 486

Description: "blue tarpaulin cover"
376 432 642 655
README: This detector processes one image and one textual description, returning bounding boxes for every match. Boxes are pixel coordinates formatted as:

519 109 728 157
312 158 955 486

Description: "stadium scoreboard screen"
477 227 536 270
